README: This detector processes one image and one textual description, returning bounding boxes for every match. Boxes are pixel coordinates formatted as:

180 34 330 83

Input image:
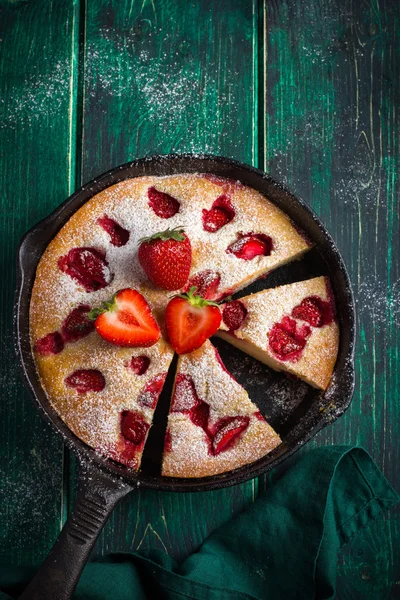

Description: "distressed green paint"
80 0 260 561
0 0 399 595
264 0 399 595
0 0 78 564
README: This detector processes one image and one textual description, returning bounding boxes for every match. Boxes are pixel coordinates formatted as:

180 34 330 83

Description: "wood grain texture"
79 0 260 562
0 0 79 565
0 1 398 596
263 0 399 596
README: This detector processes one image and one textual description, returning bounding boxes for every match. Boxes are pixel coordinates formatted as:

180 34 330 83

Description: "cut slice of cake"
162 340 281 477
217 276 339 391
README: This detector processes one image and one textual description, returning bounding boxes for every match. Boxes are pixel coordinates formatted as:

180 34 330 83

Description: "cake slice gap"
216 276 339 391
162 340 281 478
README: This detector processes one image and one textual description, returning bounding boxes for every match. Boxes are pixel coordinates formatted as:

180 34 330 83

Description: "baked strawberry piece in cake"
217 276 339 390
162 340 281 477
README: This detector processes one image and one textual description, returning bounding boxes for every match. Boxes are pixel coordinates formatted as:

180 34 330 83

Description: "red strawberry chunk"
129 355 150 375
268 316 311 362
202 194 236 232
120 411 149 447
64 369 106 394
58 247 112 292
226 233 273 260
190 401 210 430
97 215 130 247
35 332 64 356
171 373 210 430
61 305 94 342
184 270 221 300
171 373 199 412
222 300 248 331
148 186 180 218
292 295 333 327
211 416 250 455
138 372 167 409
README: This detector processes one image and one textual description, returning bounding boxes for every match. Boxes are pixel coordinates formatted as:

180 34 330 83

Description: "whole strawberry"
138 227 192 291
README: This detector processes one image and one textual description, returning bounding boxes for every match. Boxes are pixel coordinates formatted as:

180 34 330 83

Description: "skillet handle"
18 461 133 600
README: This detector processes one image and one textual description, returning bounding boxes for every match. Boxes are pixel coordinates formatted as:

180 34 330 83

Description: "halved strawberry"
138 227 192 291
165 287 221 354
89 288 160 347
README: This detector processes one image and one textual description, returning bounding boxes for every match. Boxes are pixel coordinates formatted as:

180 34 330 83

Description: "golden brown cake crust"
30 174 310 471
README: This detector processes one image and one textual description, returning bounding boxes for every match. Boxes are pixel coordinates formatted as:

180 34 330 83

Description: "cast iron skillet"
14 154 355 600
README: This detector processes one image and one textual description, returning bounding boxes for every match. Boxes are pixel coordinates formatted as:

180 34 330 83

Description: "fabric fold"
0 446 397 600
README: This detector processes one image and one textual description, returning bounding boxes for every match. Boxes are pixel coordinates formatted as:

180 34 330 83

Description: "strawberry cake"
217 277 339 390
162 341 281 477
29 172 335 476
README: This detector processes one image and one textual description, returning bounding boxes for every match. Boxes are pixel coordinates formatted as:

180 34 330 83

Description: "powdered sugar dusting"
218 276 339 390
162 341 281 477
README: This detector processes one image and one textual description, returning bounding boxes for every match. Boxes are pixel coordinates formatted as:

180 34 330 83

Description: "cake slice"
217 276 339 390
33 329 174 470
162 340 281 477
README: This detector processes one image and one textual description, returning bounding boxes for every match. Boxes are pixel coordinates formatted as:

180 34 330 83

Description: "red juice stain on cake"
129 355 151 375
34 331 64 356
201 174 244 195
64 369 106 394
202 194 236 232
120 411 149 447
222 300 248 331
184 270 221 299
211 416 250 455
97 214 130 247
226 233 273 260
291 296 333 328
137 372 167 409
147 186 180 218
164 428 172 453
61 304 94 342
268 316 311 362
58 247 112 292
254 410 266 421
171 373 210 431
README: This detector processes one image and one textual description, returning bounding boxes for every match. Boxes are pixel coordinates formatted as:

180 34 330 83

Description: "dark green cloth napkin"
0 446 398 600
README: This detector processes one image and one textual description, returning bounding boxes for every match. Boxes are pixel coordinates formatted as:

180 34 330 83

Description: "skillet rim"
13 153 356 492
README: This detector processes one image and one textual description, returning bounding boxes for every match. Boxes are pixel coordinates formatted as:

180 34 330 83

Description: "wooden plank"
0 0 79 565
263 0 399 595
79 0 260 561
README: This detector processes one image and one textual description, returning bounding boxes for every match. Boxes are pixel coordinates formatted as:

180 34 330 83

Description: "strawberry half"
165 287 222 354
138 227 192 291
89 288 160 347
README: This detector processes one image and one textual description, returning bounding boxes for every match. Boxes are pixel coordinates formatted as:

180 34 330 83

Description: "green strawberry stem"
138 226 185 245
88 293 117 320
174 286 220 308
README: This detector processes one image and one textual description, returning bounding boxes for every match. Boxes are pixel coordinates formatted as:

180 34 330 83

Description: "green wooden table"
1 0 399 597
